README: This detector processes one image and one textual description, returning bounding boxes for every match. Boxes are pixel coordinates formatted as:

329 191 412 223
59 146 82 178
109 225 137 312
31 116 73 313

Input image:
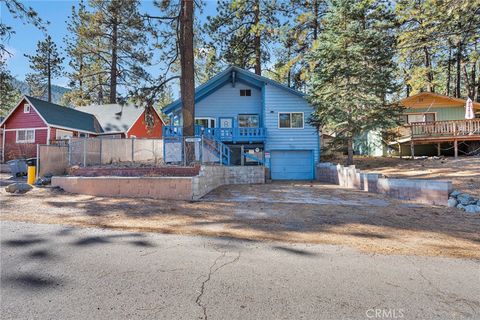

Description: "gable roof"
400 92 480 110
76 104 145 134
163 66 306 114
0 96 103 133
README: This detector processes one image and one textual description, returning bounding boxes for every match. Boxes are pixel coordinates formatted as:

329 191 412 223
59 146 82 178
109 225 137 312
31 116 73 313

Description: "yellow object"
27 166 36 185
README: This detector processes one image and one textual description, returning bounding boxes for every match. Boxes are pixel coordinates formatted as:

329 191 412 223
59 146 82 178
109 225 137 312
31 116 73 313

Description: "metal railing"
164 135 231 166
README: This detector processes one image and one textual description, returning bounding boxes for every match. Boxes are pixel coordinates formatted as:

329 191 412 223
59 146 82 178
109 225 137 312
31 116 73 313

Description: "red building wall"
127 109 163 138
2 98 49 160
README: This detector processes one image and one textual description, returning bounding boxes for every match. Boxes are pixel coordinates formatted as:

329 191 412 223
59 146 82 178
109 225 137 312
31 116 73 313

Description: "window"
238 114 259 128
195 117 216 128
16 129 35 143
240 89 251 97
475 112 480 119
24 103 31 113
79 133 89 138
278 112 304 128
405 113 435 124
55 129 73 140
399 115 408 124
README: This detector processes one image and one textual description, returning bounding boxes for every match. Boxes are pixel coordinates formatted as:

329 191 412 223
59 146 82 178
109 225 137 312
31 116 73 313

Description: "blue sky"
1 0 218 88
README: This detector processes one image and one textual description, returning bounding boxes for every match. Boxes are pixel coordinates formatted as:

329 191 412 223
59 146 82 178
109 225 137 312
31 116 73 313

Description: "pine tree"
64 0 152 104
206 0 287 75
24 35 64 102
0 61 21 116
307 0 401 165
0 0 46 56
273 0 326 89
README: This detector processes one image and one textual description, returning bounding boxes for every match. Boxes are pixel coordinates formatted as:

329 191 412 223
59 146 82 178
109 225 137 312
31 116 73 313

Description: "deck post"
437 143 441 156
410 141 414 159
454 140 458 158
241 145 244 166
398 143 402 159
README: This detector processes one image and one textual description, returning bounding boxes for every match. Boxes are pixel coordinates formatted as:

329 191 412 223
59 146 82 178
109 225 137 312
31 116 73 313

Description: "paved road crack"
195 250 241 320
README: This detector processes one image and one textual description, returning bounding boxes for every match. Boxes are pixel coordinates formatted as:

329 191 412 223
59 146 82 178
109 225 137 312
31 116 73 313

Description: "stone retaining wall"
52 165 265 201
68 165 201 177
316 162 452 206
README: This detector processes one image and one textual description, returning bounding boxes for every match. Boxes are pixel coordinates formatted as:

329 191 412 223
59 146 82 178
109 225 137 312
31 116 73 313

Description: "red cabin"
1 96 102 161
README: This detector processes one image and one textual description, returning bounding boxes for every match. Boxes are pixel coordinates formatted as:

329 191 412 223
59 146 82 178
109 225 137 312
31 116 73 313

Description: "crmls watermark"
366 308 405 318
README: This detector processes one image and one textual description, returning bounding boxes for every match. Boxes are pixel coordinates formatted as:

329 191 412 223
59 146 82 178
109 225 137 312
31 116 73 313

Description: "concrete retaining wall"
316 162 452 206
52 165 265 201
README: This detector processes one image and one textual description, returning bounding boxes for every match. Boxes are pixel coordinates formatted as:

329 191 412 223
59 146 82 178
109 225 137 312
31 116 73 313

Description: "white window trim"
278 112 304 129
238 114 260 128
16 129 35 143
195 117 216 128
403 112 437 124
55 129 74 140
23 103 31 113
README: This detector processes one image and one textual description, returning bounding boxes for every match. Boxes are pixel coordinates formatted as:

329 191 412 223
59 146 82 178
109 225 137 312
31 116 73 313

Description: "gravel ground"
349 156 480 196
1 179 479 259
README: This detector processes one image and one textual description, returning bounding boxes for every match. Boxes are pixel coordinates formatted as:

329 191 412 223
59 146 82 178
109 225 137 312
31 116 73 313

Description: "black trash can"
26 158 37 167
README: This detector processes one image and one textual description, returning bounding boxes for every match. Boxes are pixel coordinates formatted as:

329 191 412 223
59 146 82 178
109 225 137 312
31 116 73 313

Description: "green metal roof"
25 96 103 133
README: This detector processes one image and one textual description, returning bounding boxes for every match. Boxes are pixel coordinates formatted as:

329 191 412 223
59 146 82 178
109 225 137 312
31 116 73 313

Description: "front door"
219 117 233 140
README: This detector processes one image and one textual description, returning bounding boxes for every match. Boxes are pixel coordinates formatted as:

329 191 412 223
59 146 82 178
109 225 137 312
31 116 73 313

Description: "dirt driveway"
1 181 479 259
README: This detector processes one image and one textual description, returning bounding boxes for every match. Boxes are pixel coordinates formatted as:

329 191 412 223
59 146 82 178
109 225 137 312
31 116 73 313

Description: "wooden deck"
393 119 480 157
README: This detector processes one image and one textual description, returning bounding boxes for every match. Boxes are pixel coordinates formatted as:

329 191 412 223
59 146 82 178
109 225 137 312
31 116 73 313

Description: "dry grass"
1 182 479 259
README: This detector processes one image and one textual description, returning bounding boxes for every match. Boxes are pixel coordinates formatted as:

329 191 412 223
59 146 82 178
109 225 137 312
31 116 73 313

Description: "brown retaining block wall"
68 165 201 177
52 165 265 201
316 162 452 206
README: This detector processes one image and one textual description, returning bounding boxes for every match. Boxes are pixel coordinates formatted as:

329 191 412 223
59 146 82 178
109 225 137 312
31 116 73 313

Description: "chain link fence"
164 136 230 166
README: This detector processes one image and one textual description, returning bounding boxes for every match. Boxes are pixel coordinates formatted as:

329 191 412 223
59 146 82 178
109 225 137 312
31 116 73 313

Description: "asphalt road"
1 221 479 320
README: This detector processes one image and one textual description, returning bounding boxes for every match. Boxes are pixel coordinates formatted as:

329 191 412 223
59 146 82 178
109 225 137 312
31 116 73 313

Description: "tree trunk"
455 42 462 98
346 137 354 166
47 50 52 102
471 60 476 100
423 46 434 92
253 0 261 75
180 0 195 137
446 47 452 96
109 16 118 104
312 0 319 40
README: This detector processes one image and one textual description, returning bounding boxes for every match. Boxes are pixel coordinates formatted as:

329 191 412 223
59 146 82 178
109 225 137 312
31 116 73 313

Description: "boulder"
450 190 462 197
456 204 465 210
5 182 33 194
456 193 476 205
464 205 480 214
447 197 458 208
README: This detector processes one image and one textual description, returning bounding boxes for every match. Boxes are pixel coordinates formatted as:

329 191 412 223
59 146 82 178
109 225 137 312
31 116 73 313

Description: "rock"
456 204 465 210
450 190 462 197
477 200 480 206
456 193 476 205
5 182 33 194
447 197 458 208
464 205 480 214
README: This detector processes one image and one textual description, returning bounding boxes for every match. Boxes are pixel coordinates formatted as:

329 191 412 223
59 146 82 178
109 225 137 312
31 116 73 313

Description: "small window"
24 103 31 113
238 114 259 128
399 115 408 124
55 129 73 140
406 113 435 124
240 89 251 97
195 118 216 128
475 112 480 119
16 129 35 143
79 133 89 138
278 112 304 129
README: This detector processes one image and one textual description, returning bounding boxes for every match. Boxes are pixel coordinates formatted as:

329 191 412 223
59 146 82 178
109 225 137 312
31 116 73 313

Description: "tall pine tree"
307 0 401 165
24 35 64 102
206 0 287 75
0 60 21 115
64 0 151 104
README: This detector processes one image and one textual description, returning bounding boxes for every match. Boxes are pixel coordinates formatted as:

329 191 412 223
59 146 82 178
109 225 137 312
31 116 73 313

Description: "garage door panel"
271 150 313 180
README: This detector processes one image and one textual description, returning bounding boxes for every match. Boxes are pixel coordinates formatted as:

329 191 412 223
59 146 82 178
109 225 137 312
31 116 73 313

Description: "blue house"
163 66 320 180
